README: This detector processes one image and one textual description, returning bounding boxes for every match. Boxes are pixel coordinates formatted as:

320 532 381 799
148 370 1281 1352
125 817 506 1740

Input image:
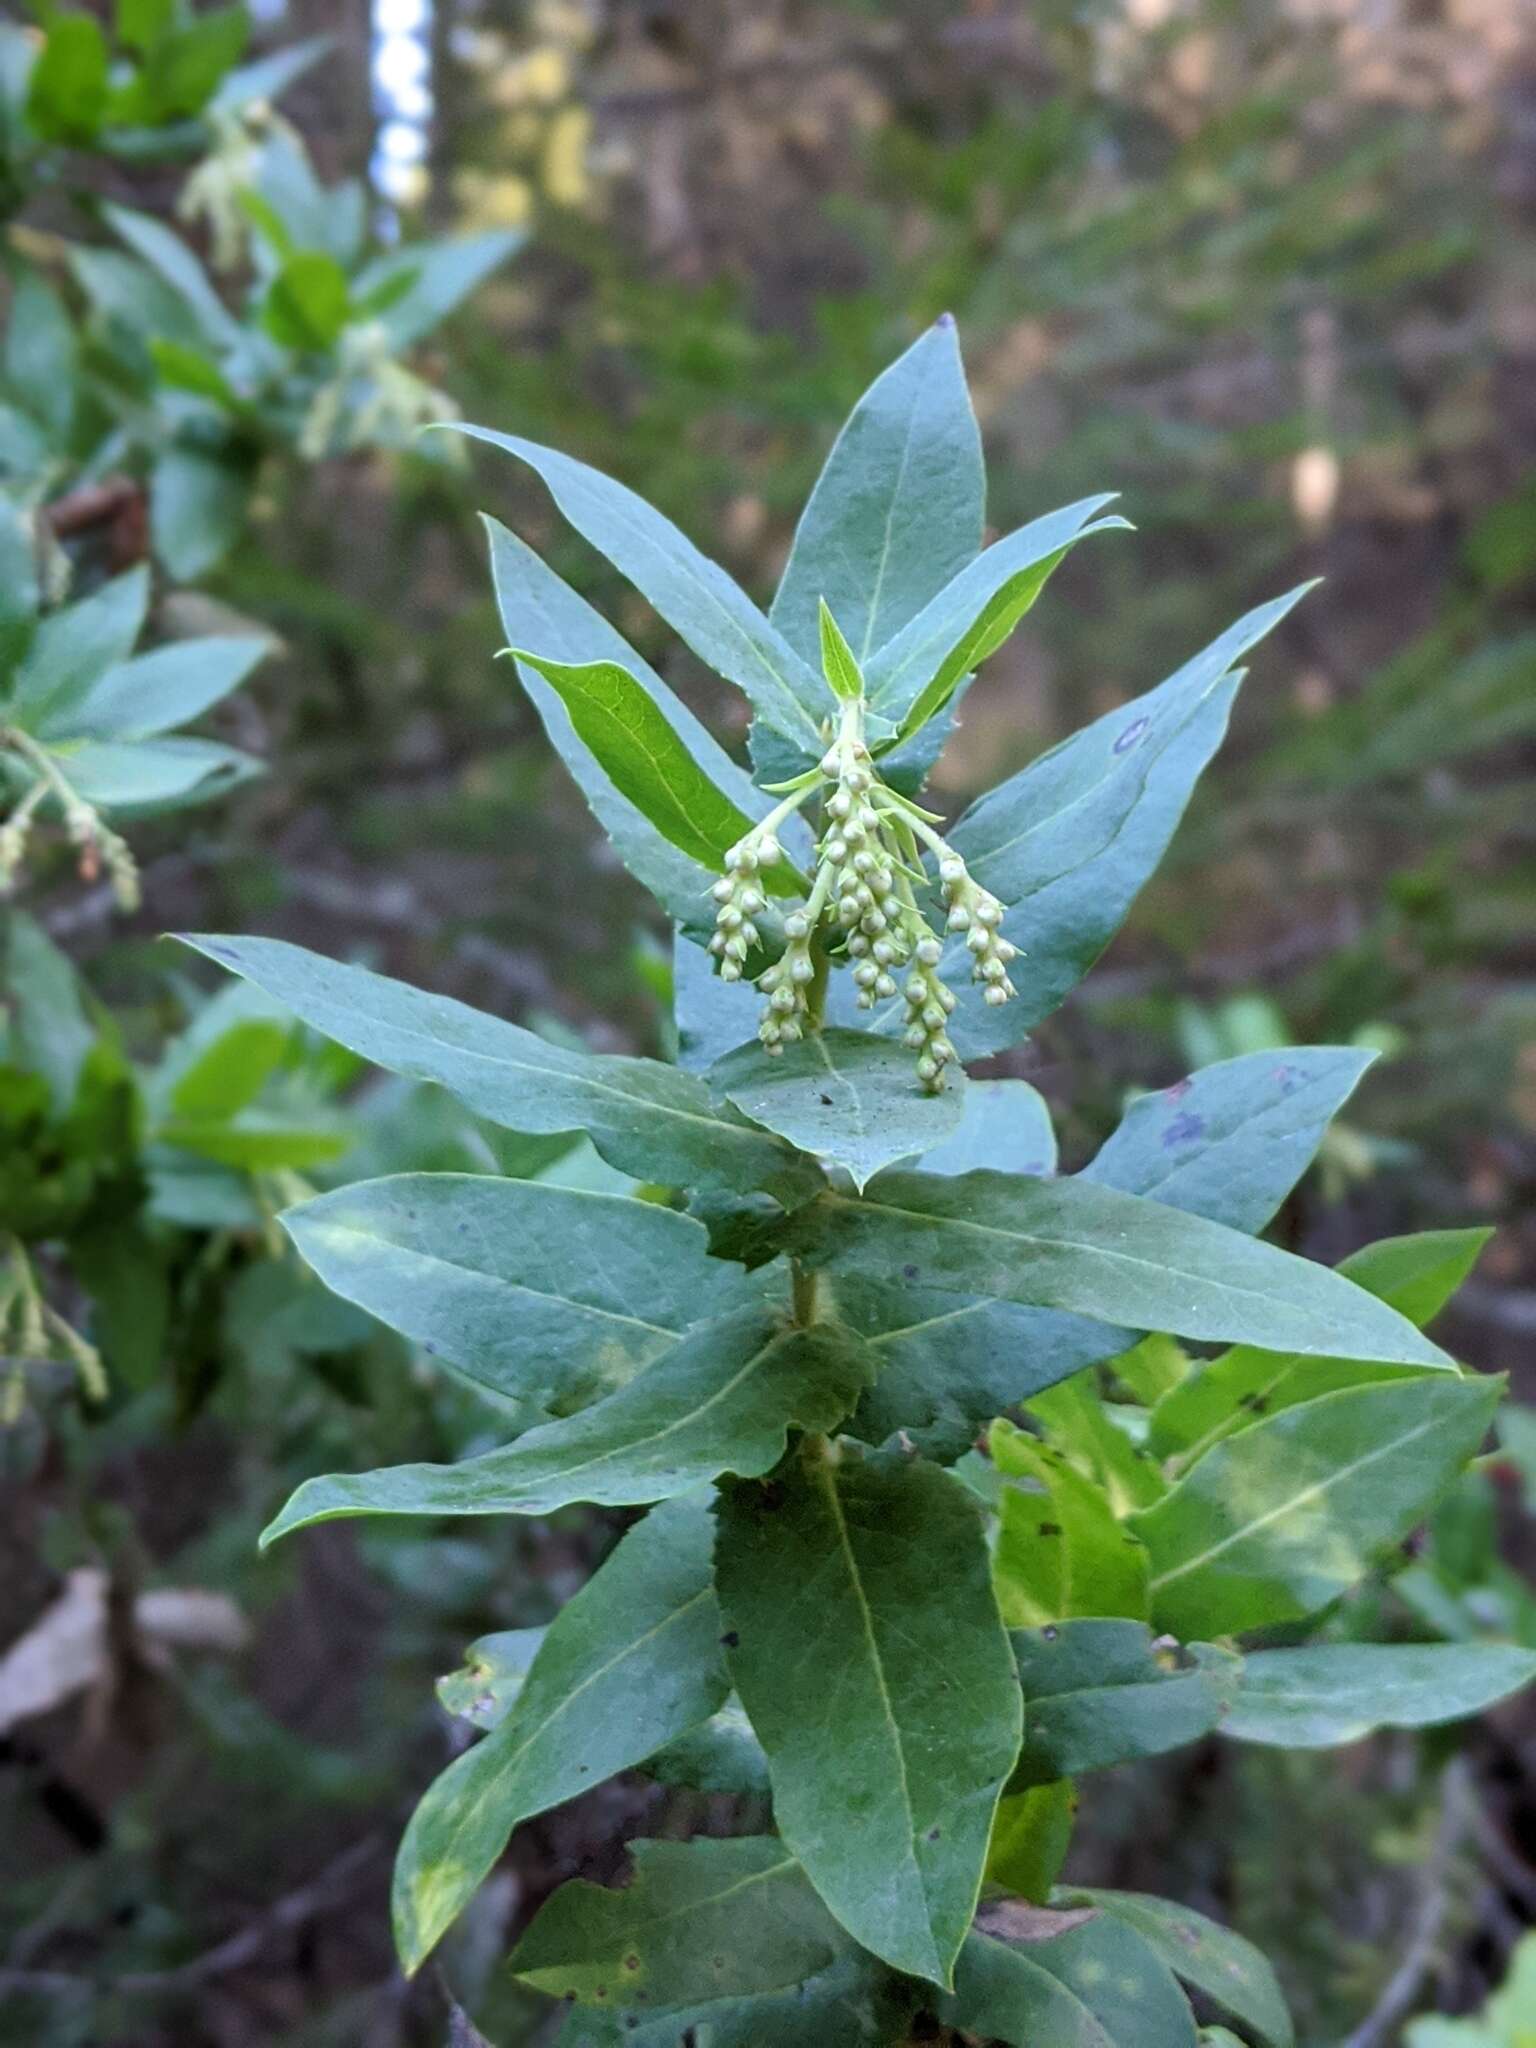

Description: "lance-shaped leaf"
712 1030 965 1192
787 1170 1453 1367
889 586 1312 1058
1058 1890 1293 2048
8 569 150 730
436 1627 546 1732
845 1047 1360 1457
1221 1642 1536 1749
991 1421 1150 1626
866 498 1130 736
646 1698 770 1797
554 1954 915 2047
1130 1373 1504 1639
179 936 818 1203
1025 1375 1166 1515
986 1781 1078 1905
818 599 866 702
509 649 801 887
452 426 827 746
391 1495 726 1973
944 1911 1199 2048
39 634 269 744
283 1174 769 1415
1083 1046 1375 1233
1011 1622 1240 1787
771 318 984 668
715 1449 1021 1988
488 520 783 937
1148 1228 1491 1465
261 1308 877 1543
511 1837 846 2010
913 1076 1057 1178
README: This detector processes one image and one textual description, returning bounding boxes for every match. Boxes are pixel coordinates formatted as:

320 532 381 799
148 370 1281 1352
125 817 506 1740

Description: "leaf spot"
1114 715 1151 754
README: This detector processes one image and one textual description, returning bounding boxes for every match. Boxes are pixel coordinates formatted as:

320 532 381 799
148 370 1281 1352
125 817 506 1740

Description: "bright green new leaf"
1148 1227 1491 1466
991 1420 1150 1625
1222 1642 1536 1748
260 1308 876 1542
264 250 352 351
770 318 983 668
865 497 1129 731
510 649 790 882
1131 1373 1504 1638
1023 1375 1166 1514
283 1174 769 1413
391 1495 727 1972
1059 1889 1293 2048
712 1029 965 1192
1011 1622 1240 1787
787 1169 1454 1367
511 1837 845 2010
818 599 866 703
944 1909 1199 2048
26 13 109 141
986 1781 1078 1904
179 936 820 1202
451 425 829 747
716 1449 1021 1988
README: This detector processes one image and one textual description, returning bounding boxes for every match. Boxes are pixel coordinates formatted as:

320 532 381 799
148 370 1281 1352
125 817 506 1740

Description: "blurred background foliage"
2 0 1536 2043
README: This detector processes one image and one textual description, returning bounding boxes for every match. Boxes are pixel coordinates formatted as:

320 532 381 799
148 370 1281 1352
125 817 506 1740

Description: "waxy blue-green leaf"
261 1308 876 1542
1011 1621 1240 1787
7 569 149 730
391 1495 726 1973
844 1049 1357 1458
673 928 764 1071
1131 1373 1503 1639
179 936 818 1203
787 1169 1453 1367
1083 1046 1375 1232
1222 1642 1536 1749
867 498 1130 735
435 1626 546 1732
770 319 983 668
991 1420 1150 1626
712 1030 964 1192
1148 1227 1490 1467
510 650 790 881
945 1910 1198 2048
893 586 1312 1057
512 1837 845 2010
6 268 76 441
283 1174 769 1415
715 1450 1020 1988
1059 1889 1293 2048
37 634 268 744
913 1077 1057 1178
150 444 250 580
454 425 827 746
55 736 259 815
349 227 523 349
104 203 245 350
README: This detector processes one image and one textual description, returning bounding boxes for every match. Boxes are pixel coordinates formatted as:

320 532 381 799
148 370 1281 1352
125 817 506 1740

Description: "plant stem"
790 1259 820 1327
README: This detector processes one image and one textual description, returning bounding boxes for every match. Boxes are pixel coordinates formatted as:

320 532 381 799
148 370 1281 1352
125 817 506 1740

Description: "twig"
1343 1758 1471 2048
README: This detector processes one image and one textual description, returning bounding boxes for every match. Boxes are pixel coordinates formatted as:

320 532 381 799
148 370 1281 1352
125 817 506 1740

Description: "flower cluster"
708 696 1019 1091
0 735 141 911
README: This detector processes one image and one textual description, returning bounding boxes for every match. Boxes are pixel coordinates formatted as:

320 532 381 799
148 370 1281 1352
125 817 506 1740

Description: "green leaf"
42 635 267 743
945 1910 1199 2047
263 250 351 351
1024 1375 1166 1515
645 1697 769 1797
5 268 77 442
157 1113 349 1171
8 569 149 730
4 912 94 1113
210 34 330 113
1059 1889 1293 2048
260 1308 876 1543
918 586 1312 1057
391 1494 727 1973
770 319 984 669
283 1173 769 1414
1010 1622 1240 1786
1222 1642 1536 1748
511 1837 845 2009
103 204 244 350
787 1170 1454 1367
554 1954 914 2047
435 1626 546 1732
26 13 109 141
123 4 248 121
348 228 522 349
178 936 820 1203
487 519 795 938
452 426 828 748
1084 1047 1375 1233
60 736 258 814
712 1030 964 1192
510 650 782 880
986 1780 1077 1904
150 445 250 581
115 0 174 56
991 1420 1149 1626
868 499 1131 737
715 1449 1021 1987
1148 1228 1492 1466
818 599 866 702
1130 1373 1504 1638
912 1076 1057 1178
